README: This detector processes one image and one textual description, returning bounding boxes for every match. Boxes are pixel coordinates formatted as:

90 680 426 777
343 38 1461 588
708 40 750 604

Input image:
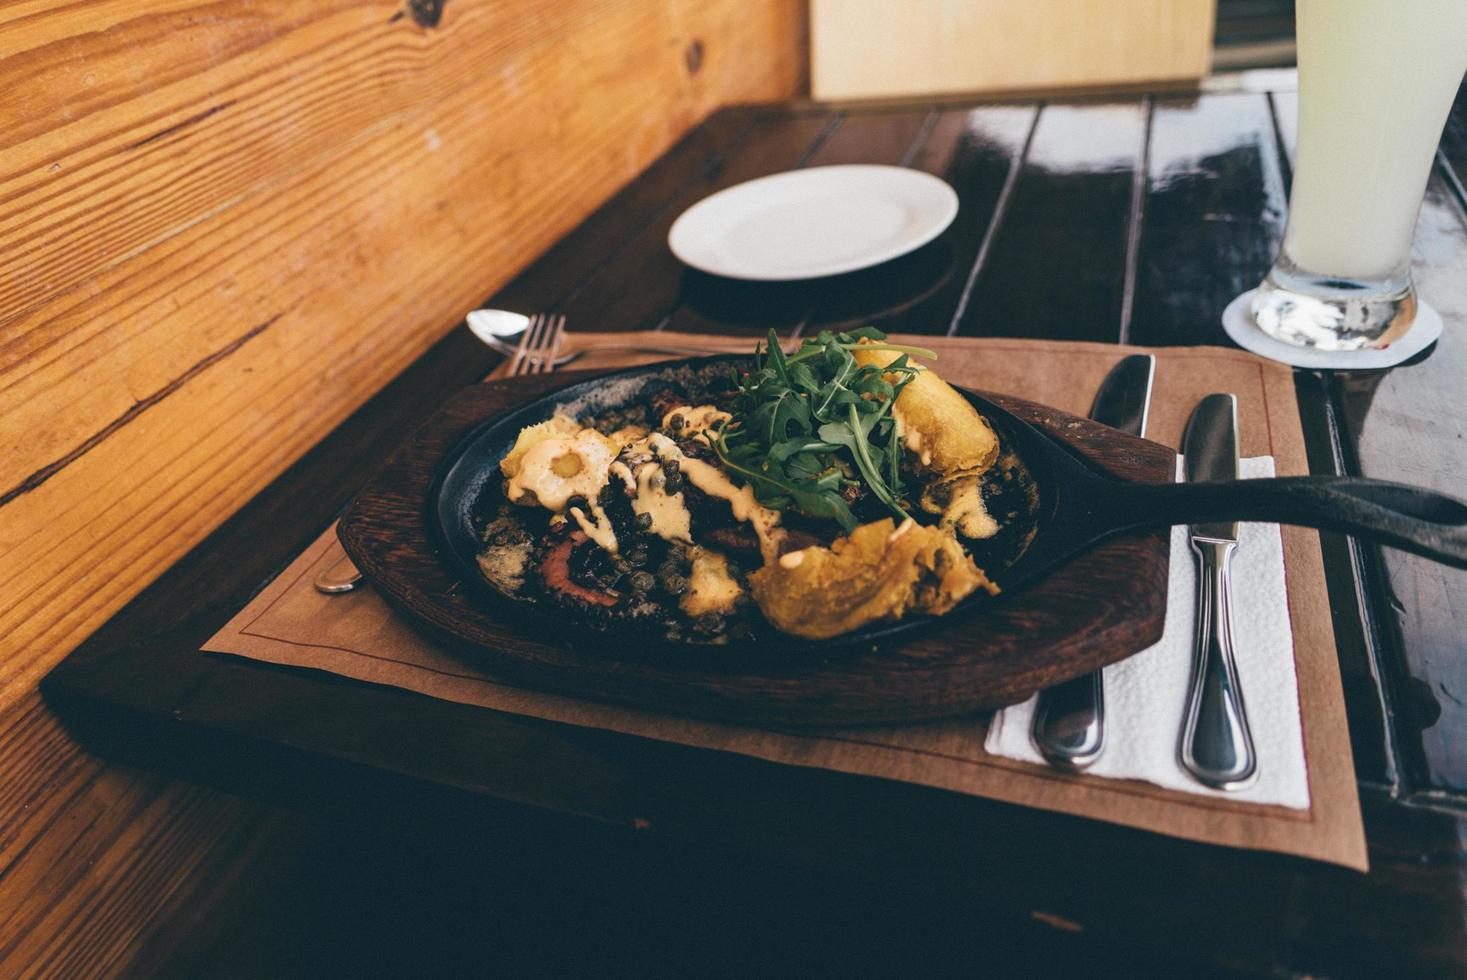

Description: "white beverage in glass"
1250 0 1467 351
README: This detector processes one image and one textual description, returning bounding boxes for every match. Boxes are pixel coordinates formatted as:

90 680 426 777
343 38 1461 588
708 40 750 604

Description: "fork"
466 307 731 366
313 316 566 594
506 313 565 377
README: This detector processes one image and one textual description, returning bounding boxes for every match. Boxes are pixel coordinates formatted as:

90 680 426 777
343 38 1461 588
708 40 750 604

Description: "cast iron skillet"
431 355 1467 652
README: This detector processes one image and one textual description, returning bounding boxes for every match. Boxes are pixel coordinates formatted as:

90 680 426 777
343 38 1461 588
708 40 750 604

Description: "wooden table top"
43 80 1467 975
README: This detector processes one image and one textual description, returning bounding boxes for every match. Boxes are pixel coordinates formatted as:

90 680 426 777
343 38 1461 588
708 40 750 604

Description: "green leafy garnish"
711 327 935 531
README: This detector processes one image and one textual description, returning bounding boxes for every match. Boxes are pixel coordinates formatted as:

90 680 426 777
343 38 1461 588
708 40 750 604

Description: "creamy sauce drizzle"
633 463 691 543
663 404 731 444
569 503 618 552
508 429 620 551
648 434 784 563
778 549 806 569
507 430 614 510
507 421 786 565
608 460 637 494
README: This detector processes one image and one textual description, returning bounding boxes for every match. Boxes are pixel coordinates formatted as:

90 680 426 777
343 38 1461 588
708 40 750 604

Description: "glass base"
1250 254 1416 352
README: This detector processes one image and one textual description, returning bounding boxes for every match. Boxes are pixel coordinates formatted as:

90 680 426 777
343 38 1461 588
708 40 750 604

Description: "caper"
628 571 655 593
626 546 649 567
634 512 654 531
669 413 685 431
694 613 724 635
662 458 680 476
663 474 683 495
661 573 687 596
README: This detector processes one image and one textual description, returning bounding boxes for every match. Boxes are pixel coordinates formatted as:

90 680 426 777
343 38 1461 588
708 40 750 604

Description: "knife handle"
1031 670 1105 770
1179 537 1258 790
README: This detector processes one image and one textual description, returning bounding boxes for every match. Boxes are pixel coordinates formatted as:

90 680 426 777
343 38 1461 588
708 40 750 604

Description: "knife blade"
1179 393 1258 790
1087 353 1155 439
1184 394 1241 542
1031 353 1155 770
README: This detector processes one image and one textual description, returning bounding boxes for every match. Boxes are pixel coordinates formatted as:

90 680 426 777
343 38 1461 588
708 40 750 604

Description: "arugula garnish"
711 327 936 531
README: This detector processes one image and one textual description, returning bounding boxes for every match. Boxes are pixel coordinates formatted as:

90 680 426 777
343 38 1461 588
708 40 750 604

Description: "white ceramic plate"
668 165 959 281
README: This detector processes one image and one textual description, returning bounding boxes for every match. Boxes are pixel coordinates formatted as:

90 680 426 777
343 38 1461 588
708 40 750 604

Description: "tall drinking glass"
1250 0 1467 351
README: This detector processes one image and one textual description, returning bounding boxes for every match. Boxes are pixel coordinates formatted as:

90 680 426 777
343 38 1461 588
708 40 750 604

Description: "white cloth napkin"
984 457 1310 809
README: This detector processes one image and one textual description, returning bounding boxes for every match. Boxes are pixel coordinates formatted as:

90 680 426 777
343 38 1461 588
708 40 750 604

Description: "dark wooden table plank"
558 109 837 332
1129 92 1286 347
954 98 1146 341
847 104 1039 336
158 812 1242 978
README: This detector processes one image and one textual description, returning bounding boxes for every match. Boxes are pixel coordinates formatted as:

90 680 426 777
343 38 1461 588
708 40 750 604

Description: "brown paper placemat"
205 334 1367 870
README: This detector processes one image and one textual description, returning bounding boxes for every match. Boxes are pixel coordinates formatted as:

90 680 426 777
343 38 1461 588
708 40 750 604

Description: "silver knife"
1031 353 1155 770
1178 393 1258 790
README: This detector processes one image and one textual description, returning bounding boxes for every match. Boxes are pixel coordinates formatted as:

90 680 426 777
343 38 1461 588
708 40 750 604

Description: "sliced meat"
706 524 827 559
704 525 760 557
681 483 738 536
778 527 825 555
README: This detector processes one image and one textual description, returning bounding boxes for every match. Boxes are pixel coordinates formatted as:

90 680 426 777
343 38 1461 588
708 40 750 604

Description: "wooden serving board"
338 372 1175 726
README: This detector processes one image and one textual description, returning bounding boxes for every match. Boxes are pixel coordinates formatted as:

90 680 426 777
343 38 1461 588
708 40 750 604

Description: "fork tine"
551 314 568 372
507 313 532 376
526 314 550 375
509 314 545 377
527 315 549 375
534 315 565 374
530 313 552 374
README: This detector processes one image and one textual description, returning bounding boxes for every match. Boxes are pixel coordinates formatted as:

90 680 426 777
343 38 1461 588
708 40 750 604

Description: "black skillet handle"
1115 475 1467 569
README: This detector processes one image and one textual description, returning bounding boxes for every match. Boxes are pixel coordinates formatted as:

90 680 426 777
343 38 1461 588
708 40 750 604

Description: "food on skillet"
852 345 1001 539
749 517 990 640
481 327 1001 642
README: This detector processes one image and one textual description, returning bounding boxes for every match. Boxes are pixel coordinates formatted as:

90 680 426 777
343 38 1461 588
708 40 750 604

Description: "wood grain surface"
337 374 1173 726
0 2 803 973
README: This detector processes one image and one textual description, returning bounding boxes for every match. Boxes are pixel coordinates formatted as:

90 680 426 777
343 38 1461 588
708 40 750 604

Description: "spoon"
464 308 734 366
465 309 533 357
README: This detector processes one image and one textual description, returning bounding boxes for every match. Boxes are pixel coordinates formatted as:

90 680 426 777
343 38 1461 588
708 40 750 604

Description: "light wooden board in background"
811 0 1214 101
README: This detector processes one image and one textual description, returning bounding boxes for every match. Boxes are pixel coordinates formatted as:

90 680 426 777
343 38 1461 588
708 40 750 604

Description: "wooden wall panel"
0 0 805 972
